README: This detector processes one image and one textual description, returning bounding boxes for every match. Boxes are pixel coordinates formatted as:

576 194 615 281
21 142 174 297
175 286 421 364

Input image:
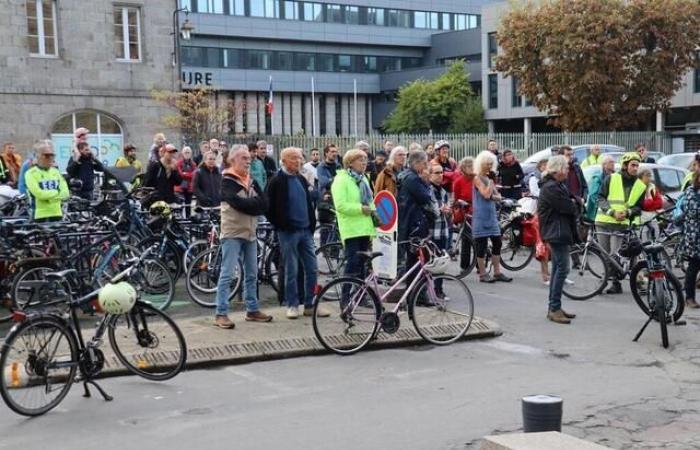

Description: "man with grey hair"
581 144 603 168
356 140 377 181
24 140 69 222
266 147 330 319
537 155 579 324
257 140 278 179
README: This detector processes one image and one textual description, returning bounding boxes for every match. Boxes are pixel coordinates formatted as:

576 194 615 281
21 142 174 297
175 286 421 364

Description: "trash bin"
522 394 563 432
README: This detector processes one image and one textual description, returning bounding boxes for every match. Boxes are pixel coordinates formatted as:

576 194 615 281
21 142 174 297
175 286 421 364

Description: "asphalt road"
2 265 700 449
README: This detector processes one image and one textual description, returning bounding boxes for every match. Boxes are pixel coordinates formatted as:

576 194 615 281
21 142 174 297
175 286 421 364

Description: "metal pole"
353 79 358 137
269 75 274 136
311 77 316 137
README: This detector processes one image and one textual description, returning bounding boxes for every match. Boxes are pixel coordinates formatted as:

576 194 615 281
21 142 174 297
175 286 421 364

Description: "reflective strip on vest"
595 173 646 225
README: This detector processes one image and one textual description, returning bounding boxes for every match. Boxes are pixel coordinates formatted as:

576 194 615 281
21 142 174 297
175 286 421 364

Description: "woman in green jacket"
331 149 376 280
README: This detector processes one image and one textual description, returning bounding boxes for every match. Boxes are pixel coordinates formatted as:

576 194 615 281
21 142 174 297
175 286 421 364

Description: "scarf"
349 169 372 205
224 166 251 188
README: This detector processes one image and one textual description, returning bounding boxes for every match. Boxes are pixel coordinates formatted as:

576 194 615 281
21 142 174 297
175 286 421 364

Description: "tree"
496 0 700 131
383 61 486 133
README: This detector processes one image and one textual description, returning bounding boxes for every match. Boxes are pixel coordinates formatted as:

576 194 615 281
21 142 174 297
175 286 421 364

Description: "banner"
51 134 123 172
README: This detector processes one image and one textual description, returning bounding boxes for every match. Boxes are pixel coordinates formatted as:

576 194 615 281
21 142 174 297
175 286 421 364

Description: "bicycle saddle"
642 243 665 255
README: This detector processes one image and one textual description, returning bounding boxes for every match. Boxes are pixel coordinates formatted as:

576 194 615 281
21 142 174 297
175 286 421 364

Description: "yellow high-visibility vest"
595 173 646 225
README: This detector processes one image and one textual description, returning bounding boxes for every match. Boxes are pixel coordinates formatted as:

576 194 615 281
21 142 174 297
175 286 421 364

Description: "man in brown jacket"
214 144 273 329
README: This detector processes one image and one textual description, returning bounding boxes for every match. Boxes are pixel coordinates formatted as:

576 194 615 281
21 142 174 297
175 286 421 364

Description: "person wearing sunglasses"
24 140 69 222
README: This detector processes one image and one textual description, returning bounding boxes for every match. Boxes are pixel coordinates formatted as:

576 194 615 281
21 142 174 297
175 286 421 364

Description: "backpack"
672 190 687 225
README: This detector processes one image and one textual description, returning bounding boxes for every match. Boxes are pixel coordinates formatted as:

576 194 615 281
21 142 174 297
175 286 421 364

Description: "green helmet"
620 152 641 166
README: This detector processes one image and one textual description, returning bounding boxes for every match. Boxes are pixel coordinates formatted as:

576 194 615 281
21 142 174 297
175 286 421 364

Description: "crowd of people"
2 128 700 329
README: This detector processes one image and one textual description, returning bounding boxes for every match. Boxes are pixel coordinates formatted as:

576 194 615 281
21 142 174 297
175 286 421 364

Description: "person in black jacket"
256 140 278 180
538 155 580 325
66 142 105 199
143 144 181 205
266 147 330 319
193 151 222 207
498 149 524 200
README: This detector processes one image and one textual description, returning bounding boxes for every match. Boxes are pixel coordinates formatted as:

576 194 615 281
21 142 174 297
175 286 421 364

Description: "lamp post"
172 7 194 90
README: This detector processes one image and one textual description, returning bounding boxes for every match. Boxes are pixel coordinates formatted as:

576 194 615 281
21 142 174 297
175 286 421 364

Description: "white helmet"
98 282 137 314
425 254 451 275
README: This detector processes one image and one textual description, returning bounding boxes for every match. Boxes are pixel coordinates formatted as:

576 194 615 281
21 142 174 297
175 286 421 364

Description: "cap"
435 139 450 149
74 127 90 137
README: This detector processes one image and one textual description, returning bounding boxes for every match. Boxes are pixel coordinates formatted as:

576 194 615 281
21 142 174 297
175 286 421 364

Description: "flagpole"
353 78 358 137
268 75 274 136
311 76 317 137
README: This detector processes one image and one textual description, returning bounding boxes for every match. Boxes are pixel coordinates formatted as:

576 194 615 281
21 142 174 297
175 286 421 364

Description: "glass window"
414 11 428 29
326 4 343 23
223 48 240 67
488 32 498 69
316 54 335 71
440 13 450 30
512 77 522 107
398 10 411 27
345 6 359 24
386 9 398 27
248 50 271 69
488 74 498 109
402 57 421 69
265 0 279 17
302 2 323 21
430 12 439 29
114 6 141 61
363 56 377 72
275 51 293 70
180 0 192 10
196 0 224 13
27 0 58 56
250 0 264 16
181 46 204 66
51 111 124 171
283 1 298 19
378 56 400 72
338 55 352 72
469 15 478 29
368 8 384 26
294 53 315 71
229 0 244 15
455 14 468 30
205 48 221 67
656 169 682 193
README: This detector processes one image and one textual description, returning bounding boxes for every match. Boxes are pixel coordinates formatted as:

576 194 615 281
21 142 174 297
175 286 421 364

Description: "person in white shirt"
301 148 321 188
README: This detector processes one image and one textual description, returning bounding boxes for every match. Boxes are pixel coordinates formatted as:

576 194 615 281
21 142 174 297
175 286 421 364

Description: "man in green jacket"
24 140 69 222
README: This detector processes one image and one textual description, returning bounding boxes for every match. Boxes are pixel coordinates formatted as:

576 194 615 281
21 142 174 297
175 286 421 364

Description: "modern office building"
481 1 700 150
179 0 494 135
0 0 177 168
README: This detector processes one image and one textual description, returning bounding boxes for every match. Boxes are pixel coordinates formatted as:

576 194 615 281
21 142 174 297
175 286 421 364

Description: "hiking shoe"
214 315 235 329
286 307 299 319
547 309 571 324
605 282 623 295
686 299 700 309
561 309 576 319
304 306 331 317
494 273 512 282
245 311 273 322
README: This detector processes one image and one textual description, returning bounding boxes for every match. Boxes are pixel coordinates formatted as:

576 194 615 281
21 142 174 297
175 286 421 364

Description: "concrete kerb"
97 312 502 379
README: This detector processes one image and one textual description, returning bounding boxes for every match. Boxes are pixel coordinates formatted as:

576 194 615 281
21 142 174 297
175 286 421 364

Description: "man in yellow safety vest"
580 144 603 168
595 152 646 294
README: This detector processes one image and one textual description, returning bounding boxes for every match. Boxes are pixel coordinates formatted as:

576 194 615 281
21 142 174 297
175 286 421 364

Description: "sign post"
372 190 398 280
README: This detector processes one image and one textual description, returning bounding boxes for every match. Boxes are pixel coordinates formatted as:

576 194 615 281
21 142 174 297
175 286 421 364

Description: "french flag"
266 76 274 114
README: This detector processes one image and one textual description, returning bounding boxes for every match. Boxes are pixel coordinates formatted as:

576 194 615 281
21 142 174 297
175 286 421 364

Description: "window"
488 74 498 109
387 9 411 27
378 56 400 72
512 77 522 107
402 57 421 69
181 46 204 66
368 7 384 26
294 53 315 71
524 97 533 107
326 4 343 23
488 32 498 69
316 53 335 71
196 0 224 13
345 5 359 24
250 0 279 17
27 0 57 56
454 14 468 30
338 54 352 72
51 111 123 171
414 11 427 29
362 56 377 73
429 12 439 29
656 169 682 193
114 6 141 61
275 51 293 70
229 0 244 15
386 9 398 26
223 48 240 67
248 50 271 69
469 15 479 28
283 1 298 19
302 2 323 21
440 13 450 30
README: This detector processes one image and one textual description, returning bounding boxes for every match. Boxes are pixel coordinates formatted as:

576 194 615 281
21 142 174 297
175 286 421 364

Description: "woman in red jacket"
639 167 663 241
176 146 197 217
452 157 475 224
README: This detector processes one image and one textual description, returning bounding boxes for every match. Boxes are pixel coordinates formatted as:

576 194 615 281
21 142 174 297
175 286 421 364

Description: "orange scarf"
224 167 251 189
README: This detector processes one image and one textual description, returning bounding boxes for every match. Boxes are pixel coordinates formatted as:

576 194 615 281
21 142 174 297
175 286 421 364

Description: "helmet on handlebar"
618 235 643 258
98 281 137 314
149 200 171 219
424 254 451 275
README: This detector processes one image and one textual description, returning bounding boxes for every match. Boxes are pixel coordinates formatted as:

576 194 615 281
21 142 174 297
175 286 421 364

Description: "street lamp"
172 7 194 89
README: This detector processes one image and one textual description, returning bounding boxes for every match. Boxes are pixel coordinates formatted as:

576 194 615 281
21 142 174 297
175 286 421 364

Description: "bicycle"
0 259 187 417
312 238 474 355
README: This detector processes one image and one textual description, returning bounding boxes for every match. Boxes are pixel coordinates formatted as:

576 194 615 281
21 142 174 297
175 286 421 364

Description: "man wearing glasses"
24 140 69 222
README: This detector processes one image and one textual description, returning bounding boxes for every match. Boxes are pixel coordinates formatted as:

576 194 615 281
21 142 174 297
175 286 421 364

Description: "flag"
266 76 274 114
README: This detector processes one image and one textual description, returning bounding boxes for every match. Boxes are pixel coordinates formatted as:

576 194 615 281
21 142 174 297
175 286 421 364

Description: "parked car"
657 152 698 171
522 144 625 178
597 151 663 164
582 163 689 208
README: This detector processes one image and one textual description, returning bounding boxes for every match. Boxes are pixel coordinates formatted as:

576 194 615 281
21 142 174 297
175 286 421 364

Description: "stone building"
0 0 177 169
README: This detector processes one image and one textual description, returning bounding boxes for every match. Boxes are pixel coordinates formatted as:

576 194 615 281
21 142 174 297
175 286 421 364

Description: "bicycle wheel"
264 245 280 293
108 301 187 381
93 244 141 286
629 261 684 323
0 315 78 416
661 232 686 279
655 281 669 348
499 222 535 271
129 258 175 310
446 226 476 279
561 245 608 301
186 247 239 308
312 277 381 355
182 239 208 273
409 274 474 345
316 241 346 292
138 237 183 280
11 265 64 311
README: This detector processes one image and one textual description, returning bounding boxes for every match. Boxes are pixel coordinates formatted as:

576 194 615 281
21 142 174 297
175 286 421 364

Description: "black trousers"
685 257 700 301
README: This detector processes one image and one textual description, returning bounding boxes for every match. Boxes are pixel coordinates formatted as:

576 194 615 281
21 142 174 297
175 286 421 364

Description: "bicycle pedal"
674 319 687 326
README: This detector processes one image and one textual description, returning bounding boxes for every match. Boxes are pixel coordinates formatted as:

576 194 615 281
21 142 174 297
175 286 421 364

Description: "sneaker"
286 307 299 319
493 273 513 282
214 315 235 329
546 309 571 324
480 274 496 283
544 280 550 286
245 311 273 322
686 299 700 309
304 306 331 317
564 278 574 285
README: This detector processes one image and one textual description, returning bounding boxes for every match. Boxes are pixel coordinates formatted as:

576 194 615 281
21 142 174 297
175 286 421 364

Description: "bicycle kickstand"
83 380 114 402
633 315 654 342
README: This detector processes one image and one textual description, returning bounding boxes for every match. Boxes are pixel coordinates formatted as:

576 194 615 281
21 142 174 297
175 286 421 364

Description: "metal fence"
224 131 672 161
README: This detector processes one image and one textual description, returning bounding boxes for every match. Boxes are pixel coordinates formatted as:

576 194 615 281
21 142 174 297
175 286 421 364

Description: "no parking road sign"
374 190 398 233
373 190 398 279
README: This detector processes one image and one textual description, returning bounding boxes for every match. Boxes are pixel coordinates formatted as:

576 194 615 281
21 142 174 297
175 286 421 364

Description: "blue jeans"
278 229 318 308
548 243 570 312
215 238 259 316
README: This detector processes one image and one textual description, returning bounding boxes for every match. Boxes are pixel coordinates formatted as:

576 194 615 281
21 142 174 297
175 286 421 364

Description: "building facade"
0 0 177 168
178 0 492 135
481 1 700 150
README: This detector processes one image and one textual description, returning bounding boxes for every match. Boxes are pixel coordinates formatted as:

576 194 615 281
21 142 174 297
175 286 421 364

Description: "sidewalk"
100 307 501 377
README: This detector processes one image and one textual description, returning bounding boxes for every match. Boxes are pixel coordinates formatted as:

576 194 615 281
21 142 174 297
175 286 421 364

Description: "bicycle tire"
656 281 669 348
629 261 684 323
499 222 535 271
182 239 208 273
562 245 609 301
131 258 176 311
138 236 183 280
446 226 476 279
409 274 474 345
0 315 78 416
11 264 63 311
263 244 280 293
312 277 381 355
108 301 187 381
185 247 239 308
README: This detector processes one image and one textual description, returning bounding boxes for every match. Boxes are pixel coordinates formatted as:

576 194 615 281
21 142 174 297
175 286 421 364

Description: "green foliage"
496 0 700 131
383 61 486 133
